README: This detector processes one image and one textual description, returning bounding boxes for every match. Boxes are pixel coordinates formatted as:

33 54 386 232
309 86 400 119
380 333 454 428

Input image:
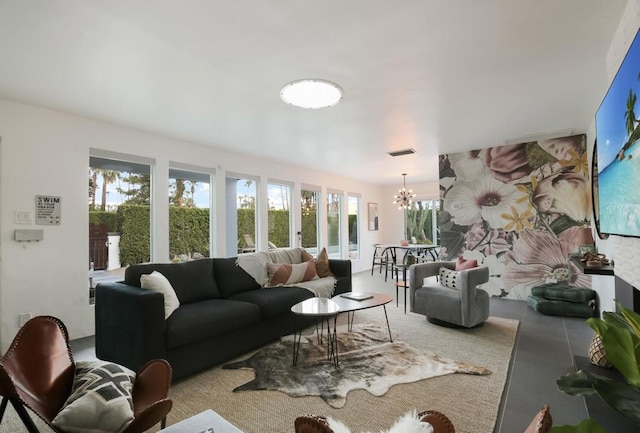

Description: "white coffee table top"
291 297 340 316
159 409 243 433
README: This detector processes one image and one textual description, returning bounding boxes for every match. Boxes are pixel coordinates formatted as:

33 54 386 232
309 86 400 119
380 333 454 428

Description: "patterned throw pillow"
439 267 460 290
267 261 319 286
52 360 136 433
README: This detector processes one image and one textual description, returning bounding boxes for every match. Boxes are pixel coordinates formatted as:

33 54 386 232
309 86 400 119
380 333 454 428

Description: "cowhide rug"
223 323 490 408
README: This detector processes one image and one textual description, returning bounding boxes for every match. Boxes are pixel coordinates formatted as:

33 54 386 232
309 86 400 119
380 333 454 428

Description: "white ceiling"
0 0 628 185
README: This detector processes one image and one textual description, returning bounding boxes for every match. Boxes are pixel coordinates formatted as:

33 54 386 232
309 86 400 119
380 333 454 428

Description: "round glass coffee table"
291 297 340 366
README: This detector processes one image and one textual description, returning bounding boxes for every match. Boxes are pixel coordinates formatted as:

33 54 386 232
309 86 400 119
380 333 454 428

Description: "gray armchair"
408 261 490 328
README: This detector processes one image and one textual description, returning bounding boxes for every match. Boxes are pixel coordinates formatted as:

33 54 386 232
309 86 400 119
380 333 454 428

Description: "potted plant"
553 301 640 432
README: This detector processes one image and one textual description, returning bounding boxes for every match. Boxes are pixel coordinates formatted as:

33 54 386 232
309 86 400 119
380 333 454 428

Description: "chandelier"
393 173 415 209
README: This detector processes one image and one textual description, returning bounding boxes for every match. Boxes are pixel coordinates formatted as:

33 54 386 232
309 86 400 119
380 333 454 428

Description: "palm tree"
100 170 119 211
625 88 638 135
173 179 186 207
89 168 98 210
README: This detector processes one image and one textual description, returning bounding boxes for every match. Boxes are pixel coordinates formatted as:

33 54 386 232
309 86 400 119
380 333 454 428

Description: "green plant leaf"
617 301 640 337
593 374 640 425
556 370 597 396
600 326 640 387
587 317 610 337
602 310 632 330
551 418 607 433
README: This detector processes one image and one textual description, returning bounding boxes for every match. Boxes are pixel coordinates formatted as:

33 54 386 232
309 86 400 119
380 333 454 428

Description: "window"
406 199 441 245
301 189 319 255
268 182 291 249
168 166 212 261
233 176 257 254
327 192 342 258
348 195 360 259
89 150 153 304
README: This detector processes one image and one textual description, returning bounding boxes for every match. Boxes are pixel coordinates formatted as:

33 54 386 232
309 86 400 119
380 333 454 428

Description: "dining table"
381 243 440 262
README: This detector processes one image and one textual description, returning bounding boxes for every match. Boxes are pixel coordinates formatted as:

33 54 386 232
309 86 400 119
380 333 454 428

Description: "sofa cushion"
140 271 180 319
527 295 595 318
124 259 219 303
228 286 314 319
213 257 261 298
267 261 318 286
165 299 261 350
531 284 597 303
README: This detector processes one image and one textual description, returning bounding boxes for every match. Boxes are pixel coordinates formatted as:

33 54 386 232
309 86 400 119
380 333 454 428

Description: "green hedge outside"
169 207 210 258
88 211 117 232
237 209 321 249
116 205 151 265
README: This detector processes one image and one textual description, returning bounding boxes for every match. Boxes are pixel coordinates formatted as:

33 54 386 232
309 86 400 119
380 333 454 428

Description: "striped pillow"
267 261 319 286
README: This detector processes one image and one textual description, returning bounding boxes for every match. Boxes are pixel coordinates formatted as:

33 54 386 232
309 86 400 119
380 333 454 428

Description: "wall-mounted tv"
596 28 640 238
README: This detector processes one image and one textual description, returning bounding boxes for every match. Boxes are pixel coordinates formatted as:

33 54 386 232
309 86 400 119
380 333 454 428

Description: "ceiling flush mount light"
280 79 343 109
393 173 415 210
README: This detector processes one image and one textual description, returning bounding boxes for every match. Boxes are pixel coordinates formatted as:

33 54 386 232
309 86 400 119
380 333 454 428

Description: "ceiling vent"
388 148 416 157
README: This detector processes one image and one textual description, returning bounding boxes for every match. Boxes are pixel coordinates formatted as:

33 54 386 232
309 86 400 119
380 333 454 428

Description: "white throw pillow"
52 360 136 433
140 271 180 318
326 410 433 433
439 267 460 290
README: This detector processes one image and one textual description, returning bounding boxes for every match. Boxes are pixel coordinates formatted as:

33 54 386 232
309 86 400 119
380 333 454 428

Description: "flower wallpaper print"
439 134 592 299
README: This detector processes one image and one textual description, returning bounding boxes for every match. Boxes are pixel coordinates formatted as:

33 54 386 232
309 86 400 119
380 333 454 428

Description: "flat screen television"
595 28 640 237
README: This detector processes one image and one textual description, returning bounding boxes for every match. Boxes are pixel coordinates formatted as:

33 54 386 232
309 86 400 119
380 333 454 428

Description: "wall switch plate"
14 211 33 224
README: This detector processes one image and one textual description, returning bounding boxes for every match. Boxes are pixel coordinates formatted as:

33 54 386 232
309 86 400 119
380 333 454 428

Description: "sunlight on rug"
222 323 490 408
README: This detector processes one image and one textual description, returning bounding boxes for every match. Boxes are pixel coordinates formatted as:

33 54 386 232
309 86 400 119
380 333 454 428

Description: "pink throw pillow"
455 256 478 271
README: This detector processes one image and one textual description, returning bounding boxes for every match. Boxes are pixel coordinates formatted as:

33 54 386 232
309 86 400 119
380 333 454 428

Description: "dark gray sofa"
95 255 351 381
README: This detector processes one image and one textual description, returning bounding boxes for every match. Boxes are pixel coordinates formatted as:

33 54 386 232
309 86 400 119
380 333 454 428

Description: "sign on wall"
36 195 61 225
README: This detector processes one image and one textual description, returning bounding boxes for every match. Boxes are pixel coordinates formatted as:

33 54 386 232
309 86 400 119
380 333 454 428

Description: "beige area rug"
223 322 491 408
0 307 518 433
168 307 517 433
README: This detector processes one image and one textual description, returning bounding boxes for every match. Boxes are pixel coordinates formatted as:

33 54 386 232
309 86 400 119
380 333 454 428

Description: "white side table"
159 410 244 433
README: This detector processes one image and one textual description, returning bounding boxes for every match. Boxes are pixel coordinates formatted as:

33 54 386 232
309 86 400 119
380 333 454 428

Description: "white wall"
0 98 399 350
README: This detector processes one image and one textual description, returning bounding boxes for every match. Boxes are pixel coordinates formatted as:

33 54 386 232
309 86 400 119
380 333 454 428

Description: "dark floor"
72 268 598 432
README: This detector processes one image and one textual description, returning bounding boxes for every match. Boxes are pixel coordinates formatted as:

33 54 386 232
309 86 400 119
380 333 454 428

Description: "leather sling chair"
294 410 454 433
0 315 172 433
294 405 552 433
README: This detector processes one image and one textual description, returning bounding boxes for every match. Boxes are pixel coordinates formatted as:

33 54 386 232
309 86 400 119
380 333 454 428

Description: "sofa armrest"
95 282 167 373
329 259 352 295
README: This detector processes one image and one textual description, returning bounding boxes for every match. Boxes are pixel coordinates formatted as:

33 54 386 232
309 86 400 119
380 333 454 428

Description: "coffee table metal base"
331 292 394 342
291 297 341 367
292 315 339 367
344 305 392 342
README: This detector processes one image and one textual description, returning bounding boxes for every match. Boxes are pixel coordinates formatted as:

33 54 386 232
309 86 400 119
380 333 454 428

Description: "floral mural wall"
439 134 592 299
